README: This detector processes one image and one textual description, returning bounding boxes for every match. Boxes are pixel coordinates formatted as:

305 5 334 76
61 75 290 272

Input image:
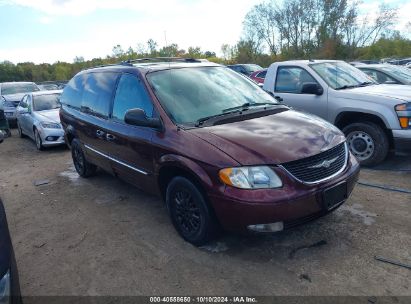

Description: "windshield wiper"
195 111 240 127
335 84 358 90
336 81 375 90
359 81 375 87
222 102 277 113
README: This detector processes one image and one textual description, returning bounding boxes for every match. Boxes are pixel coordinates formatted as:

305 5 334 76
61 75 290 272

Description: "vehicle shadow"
369 152 411 171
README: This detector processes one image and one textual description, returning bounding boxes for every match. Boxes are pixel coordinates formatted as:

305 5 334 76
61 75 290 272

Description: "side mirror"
0 131 4 144
18 108 29 114
301 82 323 95
124 108 162 129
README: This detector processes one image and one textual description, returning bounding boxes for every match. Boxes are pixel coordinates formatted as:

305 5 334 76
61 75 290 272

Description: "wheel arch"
156 155 214 203
64 124 76 148
334 111 394 148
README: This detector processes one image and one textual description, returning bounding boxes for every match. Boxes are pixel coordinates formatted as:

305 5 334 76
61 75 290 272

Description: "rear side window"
112 73 153 122
60 74 85 109
81 72 118 118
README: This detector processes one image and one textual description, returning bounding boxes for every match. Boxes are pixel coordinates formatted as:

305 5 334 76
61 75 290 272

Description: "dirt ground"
0 129 410 297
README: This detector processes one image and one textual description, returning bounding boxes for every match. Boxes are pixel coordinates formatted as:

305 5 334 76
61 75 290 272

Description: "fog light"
247 222 284 233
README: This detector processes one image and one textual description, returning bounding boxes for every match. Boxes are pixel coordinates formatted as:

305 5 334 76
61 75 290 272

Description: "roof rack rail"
120 57 205 65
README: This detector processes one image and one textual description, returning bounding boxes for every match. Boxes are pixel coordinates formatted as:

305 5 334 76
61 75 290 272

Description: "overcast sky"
0 0 410 64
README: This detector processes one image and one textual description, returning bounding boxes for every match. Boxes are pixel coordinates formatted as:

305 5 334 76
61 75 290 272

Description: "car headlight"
0 270 10 304
40 122 61 129
219 166 282 189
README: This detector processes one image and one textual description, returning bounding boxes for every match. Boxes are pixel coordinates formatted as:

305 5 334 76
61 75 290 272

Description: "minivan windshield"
147 67 278 125
310 61 376 90
1 83 39 95
33 94 61 111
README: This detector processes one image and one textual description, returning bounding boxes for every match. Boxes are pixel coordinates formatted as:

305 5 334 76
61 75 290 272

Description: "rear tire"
166 177 218 246
71 138 97 177
343 122 389 166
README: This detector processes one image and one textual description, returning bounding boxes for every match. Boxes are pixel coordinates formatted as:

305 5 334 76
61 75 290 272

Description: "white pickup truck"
263 60 411 166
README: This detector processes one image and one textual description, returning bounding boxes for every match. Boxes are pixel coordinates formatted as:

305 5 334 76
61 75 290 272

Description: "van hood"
189 110 345 165
34 109 61 124
347 84 411 102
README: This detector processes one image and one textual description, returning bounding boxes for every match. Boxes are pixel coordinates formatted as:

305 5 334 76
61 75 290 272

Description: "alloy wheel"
173 188 202 237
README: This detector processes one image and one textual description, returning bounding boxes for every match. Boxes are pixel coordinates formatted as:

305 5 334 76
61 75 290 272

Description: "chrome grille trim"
279 142 348 185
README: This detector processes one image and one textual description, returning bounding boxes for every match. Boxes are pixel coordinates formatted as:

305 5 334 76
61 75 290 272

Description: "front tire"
343 122 389 166
71 138 97 177
166 177 218 246
34 129 44 151
17 121 25 138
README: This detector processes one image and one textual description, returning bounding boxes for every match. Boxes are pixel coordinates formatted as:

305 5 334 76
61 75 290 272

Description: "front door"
104 73 157 190
273 66 328 119
16 95 32 136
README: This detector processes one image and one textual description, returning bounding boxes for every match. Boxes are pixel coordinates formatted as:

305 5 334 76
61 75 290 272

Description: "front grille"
281 142 347 183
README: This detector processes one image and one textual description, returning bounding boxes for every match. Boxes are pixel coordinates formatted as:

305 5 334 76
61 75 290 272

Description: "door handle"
106 133 116 141
96 130 105 138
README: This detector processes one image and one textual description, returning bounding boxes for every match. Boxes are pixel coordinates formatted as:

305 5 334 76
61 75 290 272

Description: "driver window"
375 71 397 84
112 73 154 122
275 67 317 93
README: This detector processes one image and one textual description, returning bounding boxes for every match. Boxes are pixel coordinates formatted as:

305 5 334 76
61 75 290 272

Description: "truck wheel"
166 177 218 246
343 122 389 166
71 138 97 177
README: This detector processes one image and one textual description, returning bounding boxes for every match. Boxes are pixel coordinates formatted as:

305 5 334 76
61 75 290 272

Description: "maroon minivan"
60 58 360 245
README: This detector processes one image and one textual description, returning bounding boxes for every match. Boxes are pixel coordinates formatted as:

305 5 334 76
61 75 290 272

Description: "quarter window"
112 74 153 122
275 67 317 93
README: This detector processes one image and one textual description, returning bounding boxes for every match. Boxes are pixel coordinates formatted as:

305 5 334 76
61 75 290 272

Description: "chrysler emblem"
308 156 339 169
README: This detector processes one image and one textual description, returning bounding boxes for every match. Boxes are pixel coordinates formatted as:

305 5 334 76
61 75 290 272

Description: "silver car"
0 82 40 125
358 64 411 85
16 90 65 150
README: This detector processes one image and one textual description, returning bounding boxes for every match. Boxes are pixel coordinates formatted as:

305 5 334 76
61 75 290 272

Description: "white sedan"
16 90 65 150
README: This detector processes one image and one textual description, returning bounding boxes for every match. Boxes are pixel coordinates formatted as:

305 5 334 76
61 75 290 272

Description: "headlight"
0 270 10 304
219 166 282 189
40 122 61 129
395 103 411 129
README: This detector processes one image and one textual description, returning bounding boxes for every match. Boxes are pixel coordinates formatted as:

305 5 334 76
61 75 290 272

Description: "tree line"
1 0 410 83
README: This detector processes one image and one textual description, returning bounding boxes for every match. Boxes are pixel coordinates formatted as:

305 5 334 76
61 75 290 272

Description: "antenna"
164 30 171 69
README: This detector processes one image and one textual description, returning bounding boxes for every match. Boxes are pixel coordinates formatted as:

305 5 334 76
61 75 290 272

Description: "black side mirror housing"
124 108 162 129
301 82 323 95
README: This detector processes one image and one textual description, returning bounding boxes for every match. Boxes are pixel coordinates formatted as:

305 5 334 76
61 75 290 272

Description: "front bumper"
3 110 16 123
209 153 360 232
39 127 65 146
393 129 411 153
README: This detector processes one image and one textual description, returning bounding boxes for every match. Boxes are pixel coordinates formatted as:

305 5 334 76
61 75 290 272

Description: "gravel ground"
0 129 410 298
